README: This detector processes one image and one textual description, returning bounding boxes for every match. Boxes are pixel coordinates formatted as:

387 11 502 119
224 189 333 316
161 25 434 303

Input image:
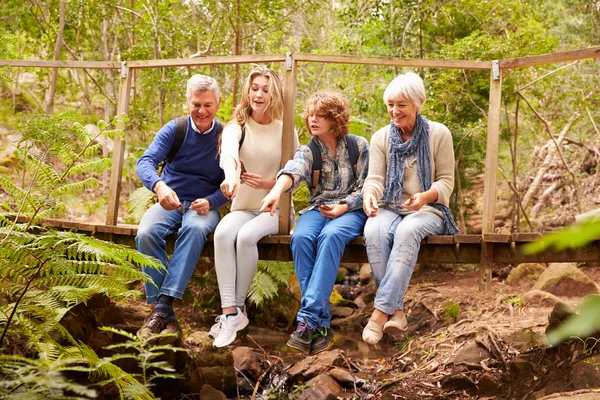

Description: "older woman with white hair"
361 72 459 344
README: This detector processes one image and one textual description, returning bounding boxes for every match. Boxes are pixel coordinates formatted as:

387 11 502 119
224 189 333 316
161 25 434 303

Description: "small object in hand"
240 161 247 175
403 197 415 206
180 205 185 213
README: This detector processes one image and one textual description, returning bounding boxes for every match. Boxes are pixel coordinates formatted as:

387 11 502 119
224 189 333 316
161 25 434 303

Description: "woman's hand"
220 179 239 200
241 172 275 190
401 188 439 211
363 190 379 217
318 203 348 219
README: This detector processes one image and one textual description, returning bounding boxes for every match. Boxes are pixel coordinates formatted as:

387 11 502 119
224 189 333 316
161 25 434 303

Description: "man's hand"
190 198 210 215
220 179 239 200
154 181 181 211
363 190 379 217
318 203 348 219
259 191 280 216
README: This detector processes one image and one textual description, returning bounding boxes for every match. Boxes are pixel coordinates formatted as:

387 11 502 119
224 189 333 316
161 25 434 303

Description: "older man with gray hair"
135 74 228 341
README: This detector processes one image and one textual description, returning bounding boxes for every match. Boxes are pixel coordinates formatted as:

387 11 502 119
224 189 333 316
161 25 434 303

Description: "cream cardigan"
362 121 455 217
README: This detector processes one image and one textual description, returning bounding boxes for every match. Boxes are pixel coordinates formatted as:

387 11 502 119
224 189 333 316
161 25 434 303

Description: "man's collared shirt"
189 117 215 135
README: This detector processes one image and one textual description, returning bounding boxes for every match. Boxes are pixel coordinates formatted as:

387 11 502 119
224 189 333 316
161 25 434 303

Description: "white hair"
186 74 220 101
383 72 426 112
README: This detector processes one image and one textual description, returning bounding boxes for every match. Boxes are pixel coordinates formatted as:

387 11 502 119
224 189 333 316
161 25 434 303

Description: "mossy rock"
533 263 598 298
506 263 546 286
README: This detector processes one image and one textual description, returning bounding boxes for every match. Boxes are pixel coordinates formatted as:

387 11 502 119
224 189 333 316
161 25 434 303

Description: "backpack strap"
345 134 360 181
166 116 188 163
307 138 321 191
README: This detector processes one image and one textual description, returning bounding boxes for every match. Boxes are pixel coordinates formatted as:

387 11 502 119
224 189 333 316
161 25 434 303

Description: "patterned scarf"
383 114 459 235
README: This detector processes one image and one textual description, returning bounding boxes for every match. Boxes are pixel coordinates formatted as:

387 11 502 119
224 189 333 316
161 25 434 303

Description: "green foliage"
0 113 169 398
442 301 461 324
100 327 185 391
546 296 600 345
525 220 600 254
126 186 156 224
247 260 295 306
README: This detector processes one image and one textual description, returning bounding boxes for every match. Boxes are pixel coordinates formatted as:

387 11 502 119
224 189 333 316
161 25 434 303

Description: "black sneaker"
287 319 313 354
137 311 169 342
310 327 334 355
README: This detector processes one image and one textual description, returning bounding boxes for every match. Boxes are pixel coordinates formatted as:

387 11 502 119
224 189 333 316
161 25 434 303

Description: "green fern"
125 186 156 224
0 113 170 398
248 260 295 306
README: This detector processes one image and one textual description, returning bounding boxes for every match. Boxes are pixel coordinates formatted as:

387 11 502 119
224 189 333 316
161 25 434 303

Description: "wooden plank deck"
14 217 600 265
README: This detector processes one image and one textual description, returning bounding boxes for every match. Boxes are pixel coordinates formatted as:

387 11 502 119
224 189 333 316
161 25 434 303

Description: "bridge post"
480 60 503 291
106 62 132 225
279 52 298 234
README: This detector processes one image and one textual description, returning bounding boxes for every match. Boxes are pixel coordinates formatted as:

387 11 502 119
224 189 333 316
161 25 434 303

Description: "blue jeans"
136 201 220 304
364 208 445 315
291 209 367 329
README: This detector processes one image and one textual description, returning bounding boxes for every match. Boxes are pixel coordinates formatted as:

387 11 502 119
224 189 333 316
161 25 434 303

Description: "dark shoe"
310 327 334 355
287 319 313 354
137 311 169 342
159 318 182 345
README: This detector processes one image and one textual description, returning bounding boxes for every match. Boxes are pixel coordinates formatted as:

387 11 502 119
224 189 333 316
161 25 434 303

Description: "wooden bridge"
4 47 600 290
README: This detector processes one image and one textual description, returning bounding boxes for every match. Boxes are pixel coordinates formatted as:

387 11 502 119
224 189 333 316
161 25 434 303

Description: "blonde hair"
383 72 426 113
302 91 350 139
233 65 284 125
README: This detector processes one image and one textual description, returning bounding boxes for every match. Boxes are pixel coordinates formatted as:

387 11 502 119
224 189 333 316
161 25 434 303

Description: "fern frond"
0 175 30 206
125 187 155 224
64 158 112 178
83 143 102 158
50 178 99 198
16 149 60 187
33 203 67 221
248 270 279 306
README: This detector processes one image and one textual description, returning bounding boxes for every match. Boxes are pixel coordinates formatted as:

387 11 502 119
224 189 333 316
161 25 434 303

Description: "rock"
509 355 531 375
330 313 365 331
232 346 262 381
333 284 361 301
287 349 346 382
452 342 492 365
298 374 344 400
572 355 600 389
546 303 576 334
439 373 477 393
503 328 547 350
199 384 227 400
331 305 354 319
477 372 500 396
333 299 359 309
341 263 360 273
354 295 366 309
185 331 237 396
538 394 600 400
406 301 439 335
506 263 547 286
336 267 348 283
533 263 598 297
523 290 562 307
359 263 372 285
328 367 356 388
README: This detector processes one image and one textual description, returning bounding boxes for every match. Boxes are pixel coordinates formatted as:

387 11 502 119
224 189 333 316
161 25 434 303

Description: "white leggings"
213 210 279 308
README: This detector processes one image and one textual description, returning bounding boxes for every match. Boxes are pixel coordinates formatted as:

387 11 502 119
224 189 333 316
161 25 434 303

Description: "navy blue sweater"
136 117 228 208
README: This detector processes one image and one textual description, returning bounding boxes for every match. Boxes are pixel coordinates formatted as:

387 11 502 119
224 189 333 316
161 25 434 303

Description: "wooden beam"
106 63 132 225
0 59 121 69
278 53 297 235
127 54 286 69
500 46 600 69
480 64 503 291
293 53 491 70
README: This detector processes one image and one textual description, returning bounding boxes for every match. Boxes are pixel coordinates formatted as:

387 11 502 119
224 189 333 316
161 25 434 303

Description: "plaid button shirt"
278 135 369 214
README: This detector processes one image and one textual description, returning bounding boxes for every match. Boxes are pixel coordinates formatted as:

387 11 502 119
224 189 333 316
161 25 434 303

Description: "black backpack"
165 116 225 163
306 134 360 191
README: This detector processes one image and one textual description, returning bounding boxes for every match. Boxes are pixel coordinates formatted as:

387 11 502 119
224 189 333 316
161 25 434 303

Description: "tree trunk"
45 0 66 114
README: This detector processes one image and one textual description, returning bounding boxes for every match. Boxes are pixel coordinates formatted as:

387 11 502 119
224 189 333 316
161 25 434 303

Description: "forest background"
1 0 599 230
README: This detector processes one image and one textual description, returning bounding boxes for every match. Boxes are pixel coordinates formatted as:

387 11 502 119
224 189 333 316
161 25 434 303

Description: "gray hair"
383 72 426 112
186 74 220 101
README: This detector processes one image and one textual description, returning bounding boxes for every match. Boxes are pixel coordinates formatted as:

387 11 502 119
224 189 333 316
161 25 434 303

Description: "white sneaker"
208 315 225 339
213 307 249 348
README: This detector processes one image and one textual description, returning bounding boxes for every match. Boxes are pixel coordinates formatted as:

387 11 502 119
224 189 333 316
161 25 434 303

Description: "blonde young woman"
211 66 299 347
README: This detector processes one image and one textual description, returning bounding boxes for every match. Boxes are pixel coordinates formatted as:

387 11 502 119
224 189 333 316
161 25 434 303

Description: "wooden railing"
3 46 600 290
